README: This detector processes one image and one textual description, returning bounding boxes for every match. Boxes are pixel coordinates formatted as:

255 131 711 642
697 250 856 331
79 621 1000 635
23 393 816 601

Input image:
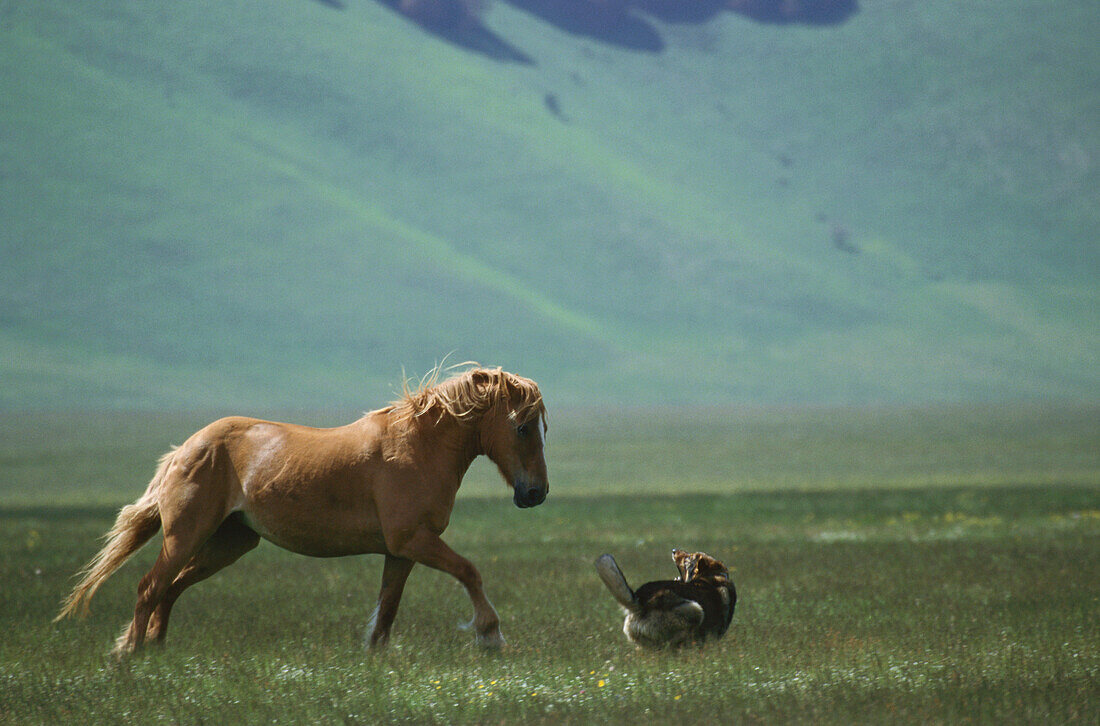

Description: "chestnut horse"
56 366 548 655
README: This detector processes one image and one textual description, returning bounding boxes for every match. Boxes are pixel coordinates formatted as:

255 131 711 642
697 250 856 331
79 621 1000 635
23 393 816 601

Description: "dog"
595 549 736 649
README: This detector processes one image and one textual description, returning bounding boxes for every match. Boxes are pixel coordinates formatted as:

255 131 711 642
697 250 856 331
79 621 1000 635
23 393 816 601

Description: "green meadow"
2 0 1098 407
2 406 1097 723
2 0 1097 721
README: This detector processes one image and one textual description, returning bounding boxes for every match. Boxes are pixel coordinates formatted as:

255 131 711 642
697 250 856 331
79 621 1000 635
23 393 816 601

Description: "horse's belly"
238 507 387 557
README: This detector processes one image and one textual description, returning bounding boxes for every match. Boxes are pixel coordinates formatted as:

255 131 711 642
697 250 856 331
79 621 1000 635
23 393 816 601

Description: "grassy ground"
1 407 1098 723
2 0 1098 407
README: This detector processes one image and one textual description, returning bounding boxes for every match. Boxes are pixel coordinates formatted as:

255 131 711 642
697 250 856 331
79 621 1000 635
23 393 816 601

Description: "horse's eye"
516 422 530 437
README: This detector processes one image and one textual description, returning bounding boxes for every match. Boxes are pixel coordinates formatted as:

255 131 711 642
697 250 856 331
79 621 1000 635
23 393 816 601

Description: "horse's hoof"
475 631 506 650
365 635 389 651
110 644 136 660
457 618 474 632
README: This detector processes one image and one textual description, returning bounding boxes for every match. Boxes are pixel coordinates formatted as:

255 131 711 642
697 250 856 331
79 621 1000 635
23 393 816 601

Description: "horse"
55 366 549 655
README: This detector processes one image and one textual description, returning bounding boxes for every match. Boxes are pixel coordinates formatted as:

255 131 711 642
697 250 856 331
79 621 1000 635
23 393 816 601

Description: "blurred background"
1 0 1097 411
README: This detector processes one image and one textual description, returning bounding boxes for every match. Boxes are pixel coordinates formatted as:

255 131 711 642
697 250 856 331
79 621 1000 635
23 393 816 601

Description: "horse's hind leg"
365 554 415 649
113 454 231 656
113 524 216 656
145 515 259 644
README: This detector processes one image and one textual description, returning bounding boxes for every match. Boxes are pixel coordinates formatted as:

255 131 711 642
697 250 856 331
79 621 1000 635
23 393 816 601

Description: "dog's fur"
595 549 735 649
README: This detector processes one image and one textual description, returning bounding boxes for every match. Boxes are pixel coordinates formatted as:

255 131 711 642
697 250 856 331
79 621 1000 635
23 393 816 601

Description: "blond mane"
390 364 547 432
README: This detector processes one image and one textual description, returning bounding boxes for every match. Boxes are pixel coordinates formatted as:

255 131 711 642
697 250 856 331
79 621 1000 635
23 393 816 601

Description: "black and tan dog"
595 549 735 649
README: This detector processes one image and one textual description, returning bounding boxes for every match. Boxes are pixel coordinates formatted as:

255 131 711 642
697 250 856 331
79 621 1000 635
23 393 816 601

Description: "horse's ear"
468 368 495 390
500 371 520 397
468 369 506 415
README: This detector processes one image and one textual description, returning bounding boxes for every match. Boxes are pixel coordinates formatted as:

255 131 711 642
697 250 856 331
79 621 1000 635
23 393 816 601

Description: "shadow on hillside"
412 19 535 63
311 0 857 62
502 0 858 52
629 0 730 24
312 0 533 63
502 0 664 53
377 0 535 62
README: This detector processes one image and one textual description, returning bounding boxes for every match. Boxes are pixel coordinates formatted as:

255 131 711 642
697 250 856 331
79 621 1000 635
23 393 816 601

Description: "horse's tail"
595 554 637 611
55 448 176 621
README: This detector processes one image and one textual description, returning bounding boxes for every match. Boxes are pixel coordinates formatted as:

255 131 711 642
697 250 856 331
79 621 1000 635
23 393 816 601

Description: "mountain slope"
1 0 1096 407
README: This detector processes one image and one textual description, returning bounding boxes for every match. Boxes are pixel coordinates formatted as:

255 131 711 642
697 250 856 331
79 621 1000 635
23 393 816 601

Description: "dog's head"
672 549 729 583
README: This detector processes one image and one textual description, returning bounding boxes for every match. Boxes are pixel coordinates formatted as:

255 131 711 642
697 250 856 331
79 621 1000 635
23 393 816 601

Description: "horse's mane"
389 364 547 432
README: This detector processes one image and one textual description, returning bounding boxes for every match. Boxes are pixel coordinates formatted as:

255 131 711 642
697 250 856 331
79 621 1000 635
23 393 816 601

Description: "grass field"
2 406 1098 723
3 0 1098 408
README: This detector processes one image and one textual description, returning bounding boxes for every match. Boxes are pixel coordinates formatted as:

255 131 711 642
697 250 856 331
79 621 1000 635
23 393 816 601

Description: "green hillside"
1 0 1096 408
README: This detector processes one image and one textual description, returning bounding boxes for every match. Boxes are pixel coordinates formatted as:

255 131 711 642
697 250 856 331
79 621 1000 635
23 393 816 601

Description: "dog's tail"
595 554 637 610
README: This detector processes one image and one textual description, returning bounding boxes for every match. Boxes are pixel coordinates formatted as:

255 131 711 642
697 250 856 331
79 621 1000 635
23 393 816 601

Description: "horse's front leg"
393 529 504 649
365 554 415 650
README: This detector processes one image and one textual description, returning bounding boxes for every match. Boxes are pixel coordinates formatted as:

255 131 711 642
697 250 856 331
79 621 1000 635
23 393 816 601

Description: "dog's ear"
671 549 692 581
692 553 729 580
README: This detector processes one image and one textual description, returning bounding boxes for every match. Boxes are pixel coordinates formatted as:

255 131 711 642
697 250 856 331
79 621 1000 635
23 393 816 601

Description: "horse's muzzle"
513 481 547 509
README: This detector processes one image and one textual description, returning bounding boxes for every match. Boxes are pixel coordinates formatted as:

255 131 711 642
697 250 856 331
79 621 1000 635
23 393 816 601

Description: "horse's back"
180 414 376 460
166 414 379 506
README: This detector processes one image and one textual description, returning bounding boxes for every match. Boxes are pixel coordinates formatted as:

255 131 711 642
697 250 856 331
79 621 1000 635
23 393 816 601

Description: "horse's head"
476 370 549 509
395 365 550 508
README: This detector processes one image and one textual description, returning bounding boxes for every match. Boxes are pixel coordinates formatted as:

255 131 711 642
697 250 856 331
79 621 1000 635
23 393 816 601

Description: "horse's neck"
404 412 482 485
